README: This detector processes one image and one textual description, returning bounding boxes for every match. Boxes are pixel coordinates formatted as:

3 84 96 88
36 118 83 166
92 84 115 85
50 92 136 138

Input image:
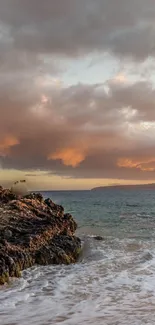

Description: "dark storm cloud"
0 0 155 60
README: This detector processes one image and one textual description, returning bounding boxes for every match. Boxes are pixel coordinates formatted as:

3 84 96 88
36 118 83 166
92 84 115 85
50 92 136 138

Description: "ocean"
1 188 155 325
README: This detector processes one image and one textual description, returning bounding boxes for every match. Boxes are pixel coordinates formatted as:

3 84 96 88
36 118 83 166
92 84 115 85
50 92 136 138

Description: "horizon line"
33 182 155 192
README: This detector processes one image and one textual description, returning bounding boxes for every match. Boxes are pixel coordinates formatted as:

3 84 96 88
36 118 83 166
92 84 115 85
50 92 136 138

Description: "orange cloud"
117 158 155 172
0 135 19 155
113 73 127 84
48 147 86 167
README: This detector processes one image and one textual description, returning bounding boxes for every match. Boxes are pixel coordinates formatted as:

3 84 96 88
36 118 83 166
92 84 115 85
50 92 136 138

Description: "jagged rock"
0 186 81 285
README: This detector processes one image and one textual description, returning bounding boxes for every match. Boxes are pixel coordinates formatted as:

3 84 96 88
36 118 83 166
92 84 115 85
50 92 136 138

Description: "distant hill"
91 183 155 191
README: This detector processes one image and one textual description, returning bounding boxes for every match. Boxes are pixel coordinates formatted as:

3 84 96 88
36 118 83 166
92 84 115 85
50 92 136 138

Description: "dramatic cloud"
1 77 155 181
0 135 19 156
48 148 87 168
0 0 155 60
0 0 155 187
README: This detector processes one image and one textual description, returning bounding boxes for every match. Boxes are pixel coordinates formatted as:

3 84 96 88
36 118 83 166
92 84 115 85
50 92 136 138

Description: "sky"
1 0 155 190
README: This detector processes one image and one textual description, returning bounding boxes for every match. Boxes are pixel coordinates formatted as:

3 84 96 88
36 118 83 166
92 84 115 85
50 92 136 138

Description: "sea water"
1 188 155 325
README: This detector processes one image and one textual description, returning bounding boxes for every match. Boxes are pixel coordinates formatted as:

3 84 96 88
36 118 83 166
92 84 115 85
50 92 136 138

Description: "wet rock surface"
0 186 81 284
93 236 105 241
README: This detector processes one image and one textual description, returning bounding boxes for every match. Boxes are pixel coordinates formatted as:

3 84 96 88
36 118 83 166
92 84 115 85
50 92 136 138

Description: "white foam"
1 237 155 325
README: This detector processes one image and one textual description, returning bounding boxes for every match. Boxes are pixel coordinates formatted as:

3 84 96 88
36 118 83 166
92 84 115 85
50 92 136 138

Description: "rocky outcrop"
0 186 81 285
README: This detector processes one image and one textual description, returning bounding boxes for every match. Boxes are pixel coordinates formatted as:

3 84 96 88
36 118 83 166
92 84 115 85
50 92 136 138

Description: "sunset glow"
0 136 19 155
48 147 86 167
118 158 155 172
0 1 155 189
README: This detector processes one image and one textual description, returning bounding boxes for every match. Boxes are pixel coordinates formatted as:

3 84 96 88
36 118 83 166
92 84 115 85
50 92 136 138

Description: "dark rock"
93 236 104 241
24 192 43 202
4 229 12 239
0 186 81 285
45 198 64 216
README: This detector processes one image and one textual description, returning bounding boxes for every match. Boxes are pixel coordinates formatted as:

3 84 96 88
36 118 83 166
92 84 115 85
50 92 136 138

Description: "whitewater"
1 188 155 325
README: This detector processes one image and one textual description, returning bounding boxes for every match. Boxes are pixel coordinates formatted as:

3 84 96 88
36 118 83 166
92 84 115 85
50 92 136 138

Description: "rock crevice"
0 186 81 285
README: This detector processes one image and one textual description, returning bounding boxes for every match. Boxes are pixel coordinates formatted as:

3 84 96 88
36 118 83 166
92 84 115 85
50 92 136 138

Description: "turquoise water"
44 189 155 239
1 188 155 325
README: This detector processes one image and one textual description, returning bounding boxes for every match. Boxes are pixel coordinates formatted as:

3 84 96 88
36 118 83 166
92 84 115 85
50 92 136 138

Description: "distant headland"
91 183 155 191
